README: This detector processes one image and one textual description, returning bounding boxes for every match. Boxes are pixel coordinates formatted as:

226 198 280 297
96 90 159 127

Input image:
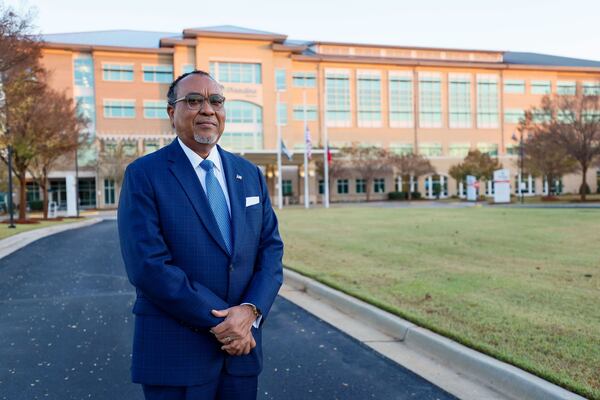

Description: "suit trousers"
141 369 258 400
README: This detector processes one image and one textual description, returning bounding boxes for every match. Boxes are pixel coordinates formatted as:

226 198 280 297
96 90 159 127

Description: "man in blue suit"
118 70 284 400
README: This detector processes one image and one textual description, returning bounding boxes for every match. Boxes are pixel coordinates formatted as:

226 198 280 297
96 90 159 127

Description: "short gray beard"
193 133 217 145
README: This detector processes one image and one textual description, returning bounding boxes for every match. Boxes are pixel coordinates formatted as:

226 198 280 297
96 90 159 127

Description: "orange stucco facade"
38 27 600 208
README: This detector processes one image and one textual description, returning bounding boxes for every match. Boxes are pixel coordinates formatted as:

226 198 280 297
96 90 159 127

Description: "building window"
104 100 135 118
277 103 287 126
419 74 442 128
504 108 525 124
326 71 351 127
582 82 600 96
74 58 94 88
531 80 551 95
143 100 168 119
292 72 317 88
504 80 525 94
104 179 115 205
373 178 385 193
142 65 173 83
26 181 41 203
356 179 366 193
419 142 443 157
389 73 413 128
210 62 261 84
557 81 576 95
102 64 134 81
144 141 159 155
222 101 263 151
76 96 96 129
282 180 293 196
293 105 318 121
318 180 324 194
275 69 286 91
597 171 600 194
182 64 194 75
449 143 471 157
477 142 498 156
389 143 414 155
532 110 552 123
357 71 382 127
78 178 97 208
477 76 499 128
337 179 349 194
506 144 519 156
449 75 471 128
122 142 138 157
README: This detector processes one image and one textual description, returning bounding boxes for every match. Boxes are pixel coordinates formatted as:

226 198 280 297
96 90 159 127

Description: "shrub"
29 200 43 211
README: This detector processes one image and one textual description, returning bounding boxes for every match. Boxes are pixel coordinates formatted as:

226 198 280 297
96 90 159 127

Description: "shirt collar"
177 137 223 173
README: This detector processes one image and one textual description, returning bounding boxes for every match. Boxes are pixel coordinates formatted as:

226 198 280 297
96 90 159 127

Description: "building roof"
504 52 600 68
42 30 180 49
188 25 284 36
40 27 600 69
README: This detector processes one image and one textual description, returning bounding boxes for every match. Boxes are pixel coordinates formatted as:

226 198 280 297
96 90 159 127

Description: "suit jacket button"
229 264 234 272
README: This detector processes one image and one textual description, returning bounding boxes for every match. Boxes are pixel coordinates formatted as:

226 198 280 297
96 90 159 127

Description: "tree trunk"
580 165 588 201
17 169 27 221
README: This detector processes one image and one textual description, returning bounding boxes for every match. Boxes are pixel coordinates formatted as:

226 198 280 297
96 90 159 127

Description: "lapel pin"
236 174 243 180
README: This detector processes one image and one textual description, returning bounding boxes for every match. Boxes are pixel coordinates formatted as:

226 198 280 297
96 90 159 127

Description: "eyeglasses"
171 94 226 110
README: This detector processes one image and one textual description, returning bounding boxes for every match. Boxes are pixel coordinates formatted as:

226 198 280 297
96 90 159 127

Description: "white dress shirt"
178 137 231 215
177 138 261 328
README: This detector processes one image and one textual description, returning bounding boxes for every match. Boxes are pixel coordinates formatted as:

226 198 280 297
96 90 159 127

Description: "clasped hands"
210 305 256 356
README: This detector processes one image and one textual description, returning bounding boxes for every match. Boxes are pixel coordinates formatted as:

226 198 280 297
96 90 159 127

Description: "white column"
518 173 522 196
409 175 415 193
440 175 445 198
487 180 492 196
66 174 77 217
459 182 465 199
528 174 533 195
427 176 433 198
544 178 549 196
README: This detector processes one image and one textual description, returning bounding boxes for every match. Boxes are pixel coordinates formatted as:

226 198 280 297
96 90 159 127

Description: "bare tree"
96 140 138 199
390 153 435 200
0 4 40 74
29 89 88 219
520 131 578 197
524 92 600 200
0 65 47 220
343 144 391 201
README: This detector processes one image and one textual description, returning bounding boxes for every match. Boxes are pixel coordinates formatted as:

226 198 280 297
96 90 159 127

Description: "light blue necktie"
200 159 232 254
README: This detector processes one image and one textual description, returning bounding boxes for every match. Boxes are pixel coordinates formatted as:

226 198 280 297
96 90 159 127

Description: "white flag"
304 126 312 161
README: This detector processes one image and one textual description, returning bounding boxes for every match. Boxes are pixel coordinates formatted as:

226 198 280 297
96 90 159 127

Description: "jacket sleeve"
240 166 284 324
118 161 228 328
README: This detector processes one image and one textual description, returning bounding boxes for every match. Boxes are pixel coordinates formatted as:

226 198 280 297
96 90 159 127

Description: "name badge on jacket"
246 196 260 207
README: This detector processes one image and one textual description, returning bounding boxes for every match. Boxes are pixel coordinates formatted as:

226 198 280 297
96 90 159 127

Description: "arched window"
221 101 263 150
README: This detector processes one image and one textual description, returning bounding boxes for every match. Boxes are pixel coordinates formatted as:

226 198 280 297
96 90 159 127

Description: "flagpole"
303 90 309 209
276 90 283 210
323 83 330 208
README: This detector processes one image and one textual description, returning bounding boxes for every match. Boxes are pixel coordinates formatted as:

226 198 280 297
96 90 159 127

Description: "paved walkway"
0 221 456 400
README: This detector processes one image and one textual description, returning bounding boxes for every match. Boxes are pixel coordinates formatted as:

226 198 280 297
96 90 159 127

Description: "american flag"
304 126 312 160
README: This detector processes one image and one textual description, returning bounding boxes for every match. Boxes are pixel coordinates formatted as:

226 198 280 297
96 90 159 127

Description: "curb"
283 268 587 400
0 217 104 260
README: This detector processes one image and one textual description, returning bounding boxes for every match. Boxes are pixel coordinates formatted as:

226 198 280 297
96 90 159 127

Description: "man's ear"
167 105 175 129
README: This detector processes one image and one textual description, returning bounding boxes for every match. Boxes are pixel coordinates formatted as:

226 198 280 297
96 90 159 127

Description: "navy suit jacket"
118 139 284 386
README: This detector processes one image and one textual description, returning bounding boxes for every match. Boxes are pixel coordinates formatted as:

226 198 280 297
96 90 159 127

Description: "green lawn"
0 218 83 240
277 207 600 399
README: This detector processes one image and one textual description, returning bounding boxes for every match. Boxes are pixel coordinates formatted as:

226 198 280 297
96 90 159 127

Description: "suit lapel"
218 146 246 260
167 140 230 256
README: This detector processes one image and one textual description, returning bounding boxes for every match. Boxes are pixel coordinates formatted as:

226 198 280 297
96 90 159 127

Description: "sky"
5 0 600 61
